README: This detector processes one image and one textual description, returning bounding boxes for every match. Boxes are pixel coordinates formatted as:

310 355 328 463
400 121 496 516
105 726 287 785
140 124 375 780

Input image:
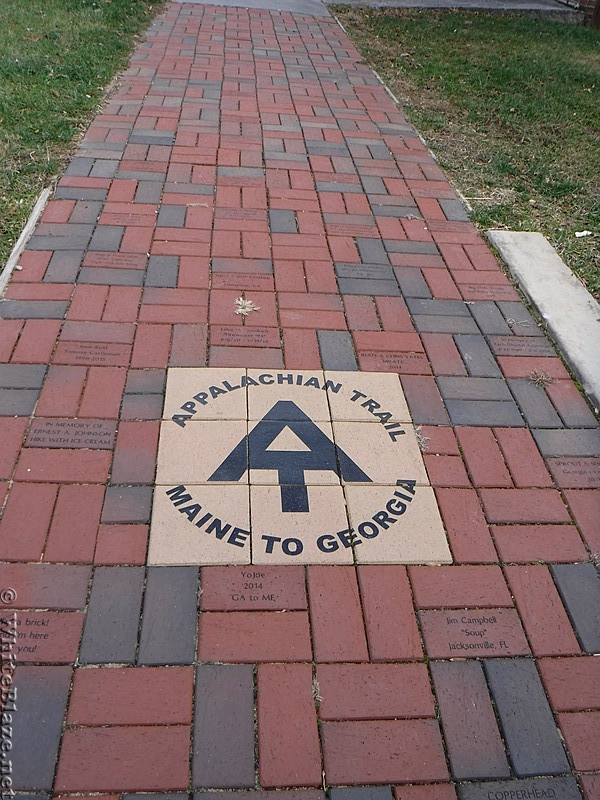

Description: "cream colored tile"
149 484 250 565
248 418 340 485
345 485 452 564
325 370 411 423
250 485 354 565
332 422 429 485
247 369 330 421
163 368 247 420
156 419 249 484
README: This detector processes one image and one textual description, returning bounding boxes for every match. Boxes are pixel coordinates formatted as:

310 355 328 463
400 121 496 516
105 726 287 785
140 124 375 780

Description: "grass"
0 0 161 266
332 8 600 299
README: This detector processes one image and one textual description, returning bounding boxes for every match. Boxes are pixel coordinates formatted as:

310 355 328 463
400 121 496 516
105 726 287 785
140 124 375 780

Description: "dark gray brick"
356 238 389 265
130 134 175 145
121 394 163 419
438 376 512 402
316 182 361 193
440 198 470 222
0 364 46 388
135 181 164 203
217 166 264 178
446 399 524 427
28 234 91 251
79 267 145 286
101 486 153 524
376 123 416 135
90 159 118 178
360 176 387 194
157 205 186 227
0 300 68 320
0 389 38 416
393 267 431 298
454 334 502 378
125 369 166 394
79 566 144 664
64 157 94 176
54 187 107 201
70 200 103 224
145 255 179 287
468 302 512 335
533 428 600 457
318 330 357 371
212 258 272 275
551 563 600 654
138 566 199 665
401 375 449 425
368 143 393 160
43 250 84 283
9 665 71 790
508 379 563 428
497 301 544 337
385 241 439 255
484 659 569 777
117 170 166 181
337 278 400 296
407 299 470 316
193 664 255 789
370 204 421 218
89 225 124 252
432 660 509 781
335 263 394 281
458 778 582 800
414 315 479 334
195 794 324 800
269 209 297 233
329 788 392 800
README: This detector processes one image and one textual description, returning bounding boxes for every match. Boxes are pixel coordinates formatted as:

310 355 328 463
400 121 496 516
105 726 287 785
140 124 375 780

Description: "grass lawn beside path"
332 8 600 299
0 0 161 267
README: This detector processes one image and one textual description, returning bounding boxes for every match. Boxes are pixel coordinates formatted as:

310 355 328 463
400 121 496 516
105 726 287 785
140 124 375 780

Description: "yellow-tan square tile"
332 421 429 485
163 367 247 420
247 418 340 485
325 370 411 423
345 484 452 564
250 485 354 564
149 484 250 565
156 419 249 484
247 369 330 421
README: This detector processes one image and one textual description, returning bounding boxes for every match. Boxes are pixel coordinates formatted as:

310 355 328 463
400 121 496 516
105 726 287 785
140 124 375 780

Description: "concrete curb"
487 229 600 413
0 187 52 298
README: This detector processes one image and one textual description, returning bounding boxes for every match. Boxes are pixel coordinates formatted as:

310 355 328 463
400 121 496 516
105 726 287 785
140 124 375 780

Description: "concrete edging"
487 229 600 413
0 187 52 298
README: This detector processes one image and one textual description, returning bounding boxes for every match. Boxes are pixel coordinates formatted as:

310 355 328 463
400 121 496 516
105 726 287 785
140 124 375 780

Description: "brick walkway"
1 1 599 797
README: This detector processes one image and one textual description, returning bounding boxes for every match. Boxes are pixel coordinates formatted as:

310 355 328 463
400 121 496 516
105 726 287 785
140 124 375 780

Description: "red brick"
274 260 307 292
494 427 552 488
11 249 52 282
465 244 498 270
178 256 210 289
417 197 445 221
410 565 512 608
102 287 142 322
68 666 193 725
394 786 457 800
198 611 311 662
111 421 160 484
55 726 190 792
283 329 321 369
11 320 61 363
492 524 587 563
423 454 471 487
343 296 380 330
107 179 137 202
200 566 307 611
258 663 321 788
0 563 89 609
164 320 206 365
131 324 171 368
353 331 423 353
564 489 600 554
94 524 148 565
456 428 512 488
420 426 459 455
328 236 359 262
423 268 461 300
13 610 83 662
321 719 448 784
374 296 414 332
497 356 569 380
209 345 283 368
0 320 22 360
0 418 27 479
438 243 471 271
304 259 338 293
581 774 600 800
558 711 600 771
539 656 600 712
79 367 127 418
480 488 570 524
41 199 76 223
421 333 467 376
279 293 342 311
280 308 346 329
61 321 134 344
209 289 244 326
5 284 72 301
435 488 497 562
308 566 368 662
68 285 108 321
420 607 530 658
15 449 111 483
505 565 580 656
121 226 155 254
0 483 58 560
546 380 598 427
44 484 104 563
318 663 434 720
36 365 86 417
